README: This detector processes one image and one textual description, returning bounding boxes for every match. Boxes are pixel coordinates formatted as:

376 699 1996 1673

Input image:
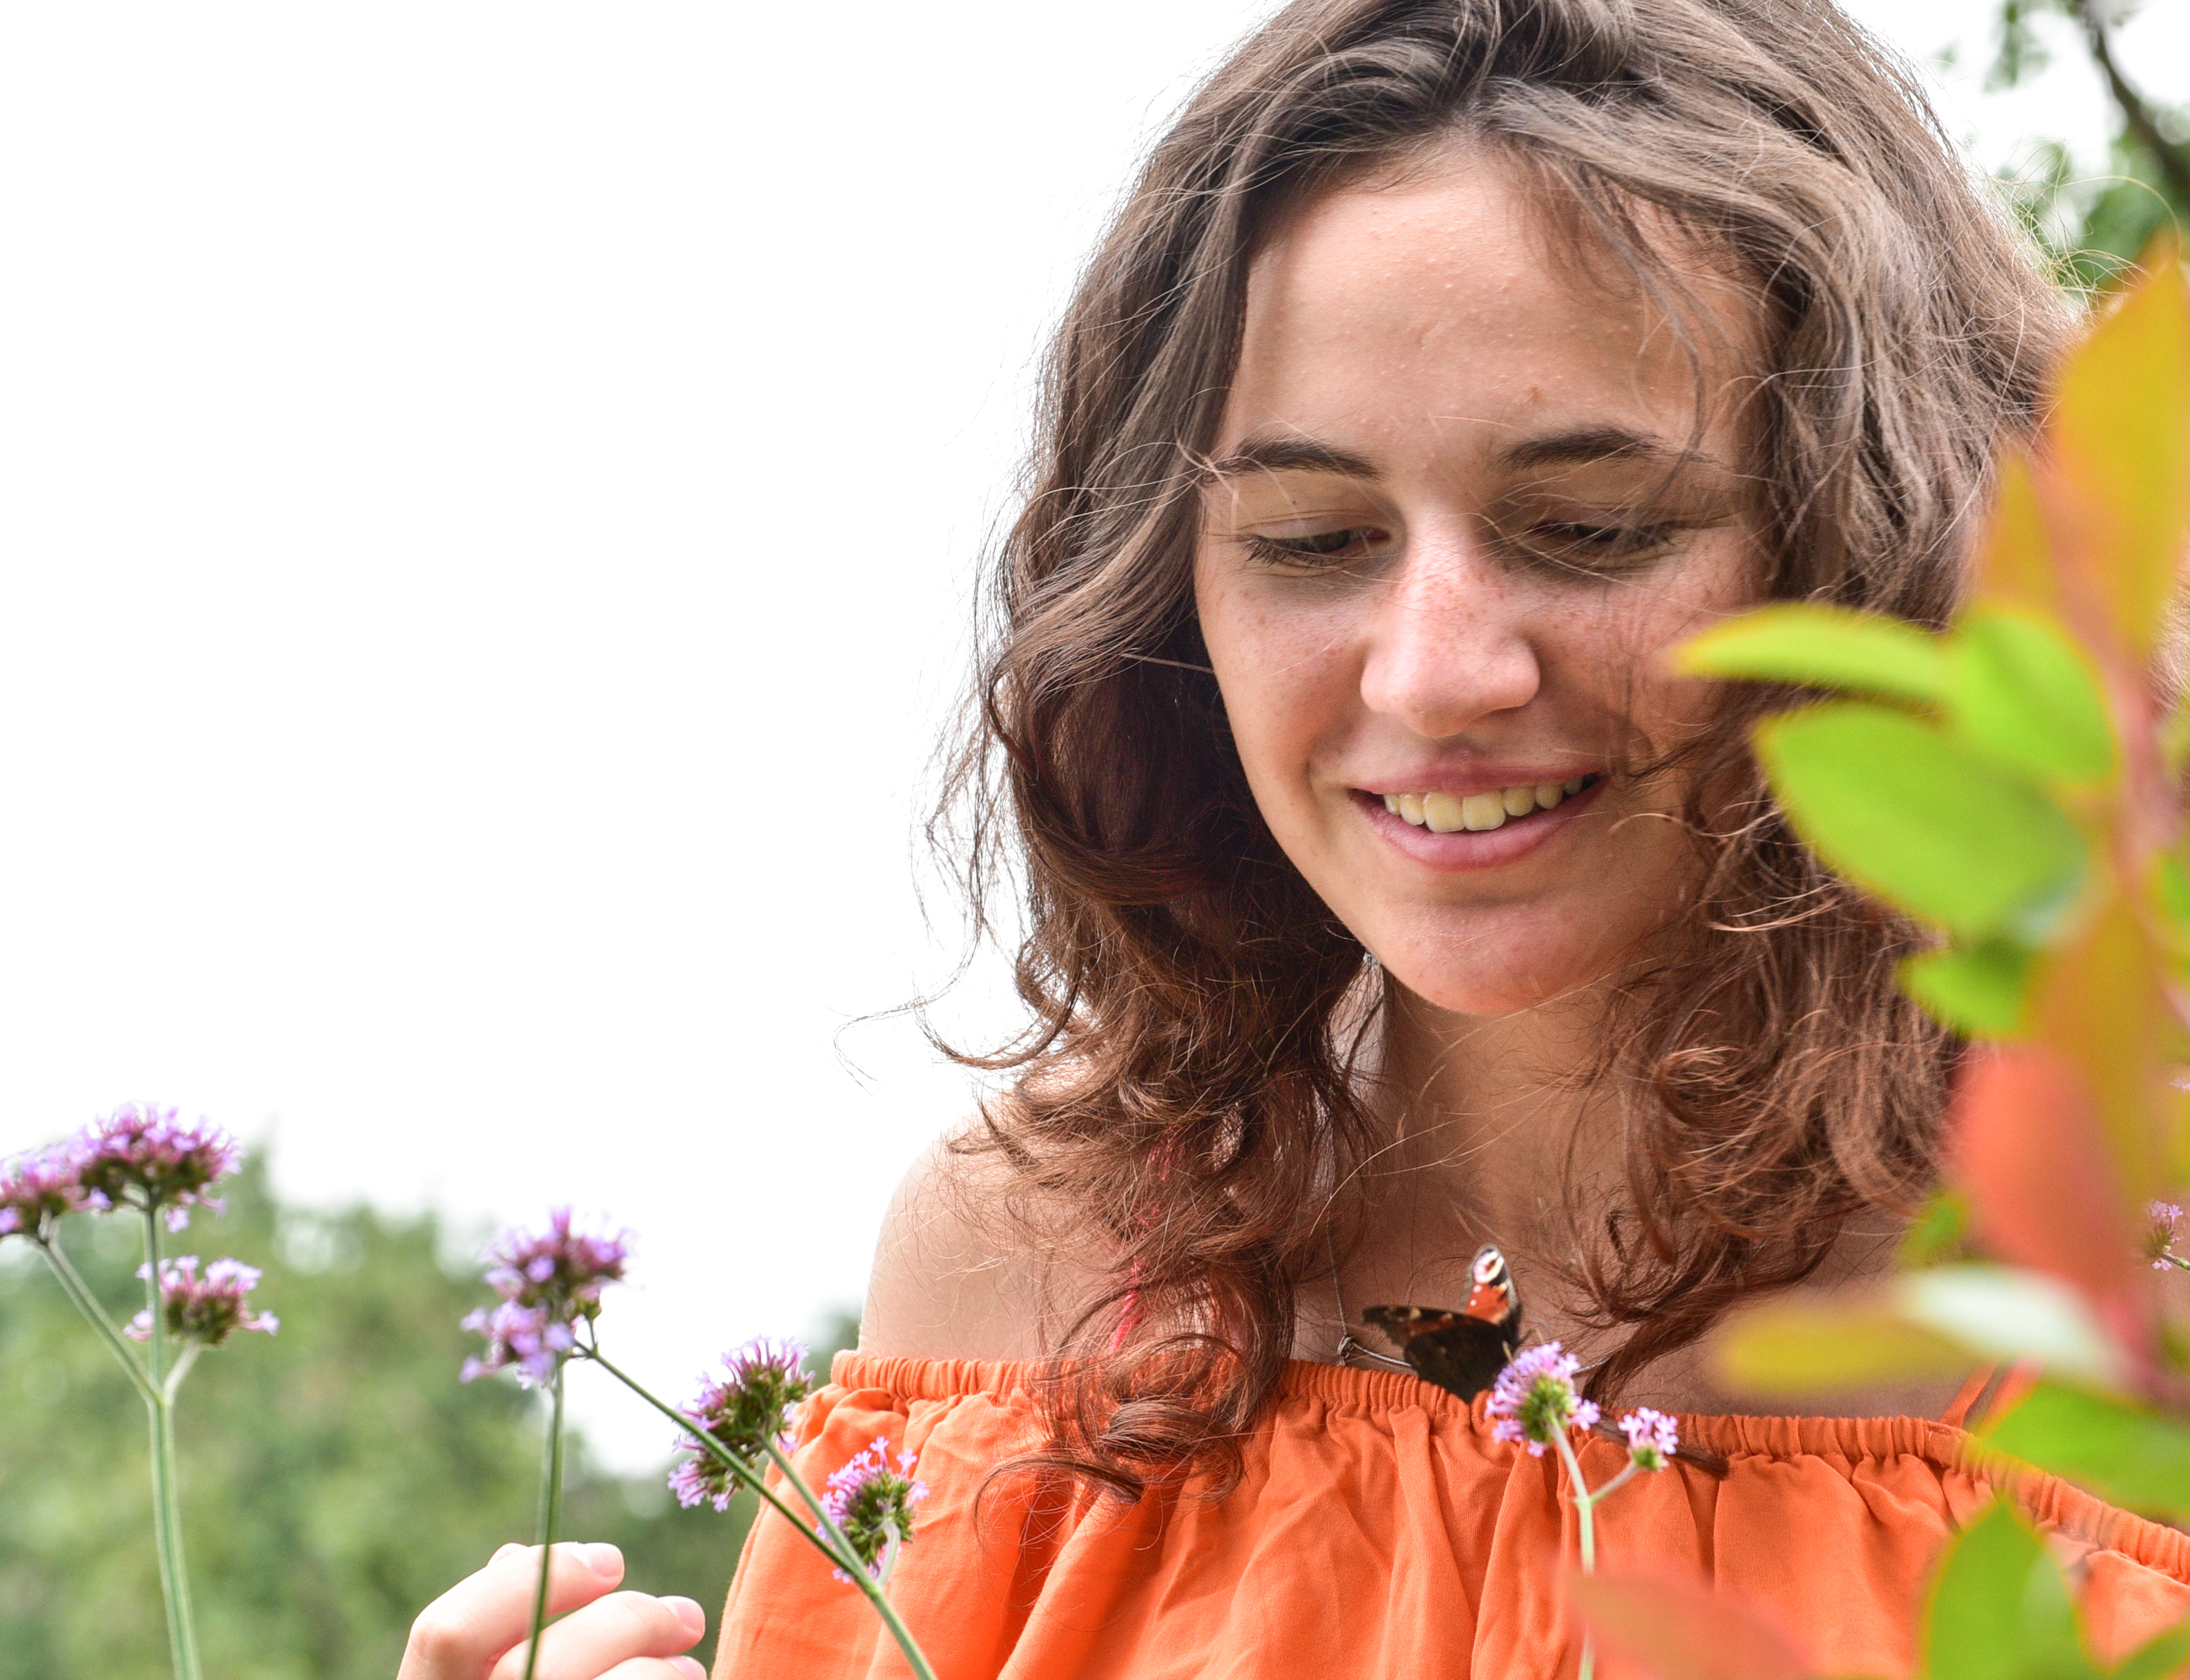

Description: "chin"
1372 927 1635 1019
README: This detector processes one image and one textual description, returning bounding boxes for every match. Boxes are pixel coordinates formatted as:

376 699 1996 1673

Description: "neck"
1365 976 1617 1260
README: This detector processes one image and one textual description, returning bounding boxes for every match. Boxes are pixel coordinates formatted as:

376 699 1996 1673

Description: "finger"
597 1661 708 1680
490 1591 705 1680
400 1543 627 1680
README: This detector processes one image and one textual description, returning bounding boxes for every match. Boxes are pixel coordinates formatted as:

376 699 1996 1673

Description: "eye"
1510 519 1681 575
1240 526 1390 568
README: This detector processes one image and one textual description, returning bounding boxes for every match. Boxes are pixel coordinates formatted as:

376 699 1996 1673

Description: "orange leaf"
1950 1043 2134 1303
1564 1570 1808 1680
2028 896 2180 1206
2044 243 2190 662
1973 452 2063 623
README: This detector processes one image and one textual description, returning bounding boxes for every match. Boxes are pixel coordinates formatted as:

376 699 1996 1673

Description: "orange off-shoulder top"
710 1353 2190 1678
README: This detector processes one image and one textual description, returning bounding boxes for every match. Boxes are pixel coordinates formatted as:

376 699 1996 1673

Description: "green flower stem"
1552 1430 1600 1680
31 1233 158 1407
580 1349 849 1573
581 1349 940 1680
762 1439 938 1680
140 1206 202 1680
521 1362 568 1680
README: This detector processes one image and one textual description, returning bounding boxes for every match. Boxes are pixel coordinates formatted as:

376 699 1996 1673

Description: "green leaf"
2111 1616 2190 1680
1713 1296 1973 1395
2160 855 2190 934
1713 1268 2123 1398
1898 1268 2125 1390
1945 606 2117 784
1925 1500 2095 1680
1896 1189 1970 1268
1902 941 2037 1035
1677 603 1948 704
1984 1382 2190 1522
1756 704 2086 939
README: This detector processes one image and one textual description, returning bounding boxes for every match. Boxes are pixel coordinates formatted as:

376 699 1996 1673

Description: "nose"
1357 529 1541 739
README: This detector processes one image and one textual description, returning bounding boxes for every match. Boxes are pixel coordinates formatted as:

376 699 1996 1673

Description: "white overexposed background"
0 0 2182 1469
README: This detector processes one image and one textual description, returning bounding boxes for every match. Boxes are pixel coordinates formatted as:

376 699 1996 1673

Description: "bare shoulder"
859 1119 1106 1362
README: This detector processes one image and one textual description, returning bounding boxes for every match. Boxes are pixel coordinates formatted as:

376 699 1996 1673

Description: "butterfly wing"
1362 1244 1526 1402
1360 1305 1516 1400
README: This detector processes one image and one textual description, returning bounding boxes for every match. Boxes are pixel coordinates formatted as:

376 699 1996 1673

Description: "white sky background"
0 1 2182 1471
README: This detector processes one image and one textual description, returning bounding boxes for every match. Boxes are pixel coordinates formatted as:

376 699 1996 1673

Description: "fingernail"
491 1542 524 1563
670 1659 707 1680
582 1542 624 1578
664 1595 705 1635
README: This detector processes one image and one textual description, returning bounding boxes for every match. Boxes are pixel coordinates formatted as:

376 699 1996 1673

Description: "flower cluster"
460 1208 629 1386
667 1339 815 1511
1617 1406 1679 1472
819 1435 929 1584
126 1256 278 1346
2146 1201 2186 1271
1486 1342 1599 1457
0 1142 104 1240
75 1105 244 1232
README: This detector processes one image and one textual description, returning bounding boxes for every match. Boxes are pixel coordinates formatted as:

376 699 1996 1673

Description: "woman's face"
1195 157 1758 1018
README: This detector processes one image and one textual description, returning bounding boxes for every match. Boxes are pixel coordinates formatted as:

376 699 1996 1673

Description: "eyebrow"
1201 425 1727 482
1201 436 1381 482
1496 425 1726 475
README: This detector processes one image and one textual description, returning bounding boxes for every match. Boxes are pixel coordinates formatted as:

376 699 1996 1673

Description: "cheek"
1195 564 1357 801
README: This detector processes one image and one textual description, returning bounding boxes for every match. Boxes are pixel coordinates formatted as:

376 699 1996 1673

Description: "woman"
403 1 2190 1675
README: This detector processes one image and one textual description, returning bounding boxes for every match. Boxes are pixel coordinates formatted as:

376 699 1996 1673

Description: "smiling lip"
1353 775 1605 872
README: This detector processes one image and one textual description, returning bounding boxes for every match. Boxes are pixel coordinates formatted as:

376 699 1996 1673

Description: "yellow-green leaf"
1757 704 2086 939
1677 603 1947 704
1983 1381 2190 1523
1925 1501 2093 1680
1713 1296 1973 1394
1945 605 2118 785
1902 940 2036 1036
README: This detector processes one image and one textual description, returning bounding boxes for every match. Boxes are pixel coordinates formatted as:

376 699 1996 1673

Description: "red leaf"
1950 1043 2136 1306
1564 1570 1809 1680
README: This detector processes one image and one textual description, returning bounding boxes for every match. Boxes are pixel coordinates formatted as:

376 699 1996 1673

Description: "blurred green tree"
1986 0 2190 287
0 1158 859 1679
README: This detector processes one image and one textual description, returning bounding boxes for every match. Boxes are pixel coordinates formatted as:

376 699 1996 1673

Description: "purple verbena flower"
459 1299 576 1388
74 1105 242 1230
458 1208 629 1385
126 1256 277 1346
1617 1406 1679 1471
1486 1341 1599 1458
2145 1201 2184 1271
0 1142 104 1241
819 1434 929 1584
667 1338 815 1511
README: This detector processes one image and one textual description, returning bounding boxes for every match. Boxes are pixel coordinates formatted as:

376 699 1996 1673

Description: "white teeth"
1379 776 1592 830
1422 793 1466 833
1460 793 1507 831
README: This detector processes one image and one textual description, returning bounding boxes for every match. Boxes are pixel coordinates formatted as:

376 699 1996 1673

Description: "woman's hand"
400 1542 709 1680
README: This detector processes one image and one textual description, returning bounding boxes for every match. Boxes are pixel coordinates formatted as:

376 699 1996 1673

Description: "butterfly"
1363 1244 1523 1402
1363 1243 1730 1478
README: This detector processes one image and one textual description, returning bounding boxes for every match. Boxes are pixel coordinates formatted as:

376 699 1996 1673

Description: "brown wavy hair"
934 0 2072 1499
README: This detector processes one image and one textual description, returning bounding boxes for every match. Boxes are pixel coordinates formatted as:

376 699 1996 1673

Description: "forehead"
1223 155 1756 468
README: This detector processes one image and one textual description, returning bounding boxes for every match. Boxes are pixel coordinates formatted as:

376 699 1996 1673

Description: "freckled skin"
1196 156 1759 1018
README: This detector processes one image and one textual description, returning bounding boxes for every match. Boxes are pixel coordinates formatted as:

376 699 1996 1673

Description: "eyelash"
1238 522 1683 575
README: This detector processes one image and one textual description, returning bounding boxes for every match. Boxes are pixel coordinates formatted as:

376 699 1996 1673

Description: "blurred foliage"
1607 250 2190 1678
0 1157 859 1680
1983 0 2190 290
